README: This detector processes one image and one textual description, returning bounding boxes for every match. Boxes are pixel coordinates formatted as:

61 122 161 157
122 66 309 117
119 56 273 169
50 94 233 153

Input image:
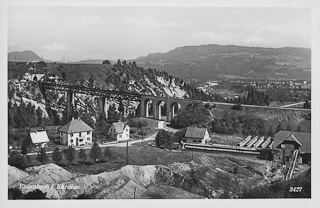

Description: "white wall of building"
60 131 92 146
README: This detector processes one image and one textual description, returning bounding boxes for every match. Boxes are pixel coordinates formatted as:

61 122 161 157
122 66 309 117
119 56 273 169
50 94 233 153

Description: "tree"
102 60 111 64
104 147 112 162
296 125 302 132
52 147 62 164
286 124 292 131
107 104 120 123
275 123 283 133
8 151 28 169
303 100 311 109
21 143 29 156
36 147 48 165
78 148 87 166
63 146 76 167
61 71 66 80
155 130 173 149
90 143 102 162
267 126 274 137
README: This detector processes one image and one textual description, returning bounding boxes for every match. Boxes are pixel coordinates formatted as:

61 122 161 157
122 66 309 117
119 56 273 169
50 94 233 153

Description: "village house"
109 122 130 142
183 127 211 145
272 131 311 164
29 130 50 148
58 118 93 146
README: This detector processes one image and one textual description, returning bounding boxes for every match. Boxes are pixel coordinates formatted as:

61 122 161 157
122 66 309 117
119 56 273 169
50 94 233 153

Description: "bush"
127 119 148 128
36 147 48 165
90 143 102 162
170 102 211 129
155 130 173 149
8 151 28 169
231 103 242 110
52 147 62 164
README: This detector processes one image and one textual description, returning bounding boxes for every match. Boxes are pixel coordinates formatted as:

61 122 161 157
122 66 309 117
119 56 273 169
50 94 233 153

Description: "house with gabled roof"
30 130 50 148
273 131 311 164
58 118 93 146
183 127 211 145
109 122 130 142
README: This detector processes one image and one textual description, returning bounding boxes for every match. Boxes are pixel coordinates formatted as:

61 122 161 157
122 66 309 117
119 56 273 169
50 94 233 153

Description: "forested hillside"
134 44 311 81
8 59 212 131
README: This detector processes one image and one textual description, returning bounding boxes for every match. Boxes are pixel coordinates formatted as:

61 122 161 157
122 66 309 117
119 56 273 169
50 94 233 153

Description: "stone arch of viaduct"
140 95 197 121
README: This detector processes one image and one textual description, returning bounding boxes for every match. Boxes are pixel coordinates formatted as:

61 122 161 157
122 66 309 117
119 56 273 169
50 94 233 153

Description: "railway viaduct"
38 82 197 122
38 82 310 122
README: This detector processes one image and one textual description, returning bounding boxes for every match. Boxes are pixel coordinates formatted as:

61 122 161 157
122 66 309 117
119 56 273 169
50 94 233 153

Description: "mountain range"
8 44 311 81
133 44 311 81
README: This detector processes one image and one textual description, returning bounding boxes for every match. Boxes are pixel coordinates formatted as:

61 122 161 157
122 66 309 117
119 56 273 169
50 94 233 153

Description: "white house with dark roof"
109 122 130 142
58 118 93 146
30 131 50 148
184 127 211 144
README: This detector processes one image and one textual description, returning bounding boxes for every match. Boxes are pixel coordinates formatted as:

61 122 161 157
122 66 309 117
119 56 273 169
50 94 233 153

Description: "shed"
184 127 211 145
273 131 311 164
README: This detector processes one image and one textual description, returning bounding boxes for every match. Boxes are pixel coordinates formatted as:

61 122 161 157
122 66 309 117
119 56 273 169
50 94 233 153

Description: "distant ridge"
8 50 42 62
133 44 311 81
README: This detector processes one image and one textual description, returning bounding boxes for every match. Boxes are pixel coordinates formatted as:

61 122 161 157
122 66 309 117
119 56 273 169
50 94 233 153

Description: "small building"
273 131 311 164
58 118 93 146
30 130 50 148
109 122 130 142
183 127 211 144
23 73 45 82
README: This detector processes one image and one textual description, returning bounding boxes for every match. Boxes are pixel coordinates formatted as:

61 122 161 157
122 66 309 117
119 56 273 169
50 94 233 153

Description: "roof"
111 122 128 134
185 127 208 139
273 131 311 153
59 118 93 133
30 131 49 144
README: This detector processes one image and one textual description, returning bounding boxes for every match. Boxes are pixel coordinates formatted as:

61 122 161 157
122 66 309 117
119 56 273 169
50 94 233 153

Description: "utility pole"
126 140 129 165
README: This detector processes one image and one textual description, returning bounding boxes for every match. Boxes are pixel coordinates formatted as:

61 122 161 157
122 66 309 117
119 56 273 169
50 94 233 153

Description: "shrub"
231 103 242 110
155 130 173 149
36 147 48 165
8 151 27 169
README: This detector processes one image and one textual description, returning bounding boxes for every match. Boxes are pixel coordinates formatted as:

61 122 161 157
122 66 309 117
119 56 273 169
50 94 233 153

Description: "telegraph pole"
126 140 129 165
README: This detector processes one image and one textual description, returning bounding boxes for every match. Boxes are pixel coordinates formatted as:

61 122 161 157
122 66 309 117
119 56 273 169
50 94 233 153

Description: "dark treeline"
212 86 311 106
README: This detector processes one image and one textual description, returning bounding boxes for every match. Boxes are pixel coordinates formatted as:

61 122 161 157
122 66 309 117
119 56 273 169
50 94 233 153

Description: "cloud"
41 43 71 51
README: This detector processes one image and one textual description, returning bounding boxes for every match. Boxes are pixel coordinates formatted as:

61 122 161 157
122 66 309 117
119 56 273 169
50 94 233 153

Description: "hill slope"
134 44 311 81
8 50 42 62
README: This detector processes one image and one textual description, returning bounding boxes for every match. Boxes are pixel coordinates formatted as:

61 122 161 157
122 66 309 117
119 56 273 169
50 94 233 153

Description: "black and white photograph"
1 0 320 207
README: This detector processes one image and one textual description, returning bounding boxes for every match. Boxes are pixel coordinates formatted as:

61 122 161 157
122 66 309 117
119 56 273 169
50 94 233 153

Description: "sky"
8 7 311 61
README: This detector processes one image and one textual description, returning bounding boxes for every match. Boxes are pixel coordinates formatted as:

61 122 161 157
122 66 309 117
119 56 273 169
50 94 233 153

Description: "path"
26 132 158 156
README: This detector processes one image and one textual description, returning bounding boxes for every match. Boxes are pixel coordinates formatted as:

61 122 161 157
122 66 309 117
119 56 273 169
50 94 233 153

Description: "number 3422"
289 187 302 192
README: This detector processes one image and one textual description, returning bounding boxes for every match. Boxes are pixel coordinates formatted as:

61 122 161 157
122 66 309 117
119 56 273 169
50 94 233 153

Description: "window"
87 137 90 141
87 131 90 135
79 132 81 137
119 135 122 138
70 139 73 143
193 140 197 143
79 139 83 142
126 134 128 137
126 129 128 132
71 133 73 137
